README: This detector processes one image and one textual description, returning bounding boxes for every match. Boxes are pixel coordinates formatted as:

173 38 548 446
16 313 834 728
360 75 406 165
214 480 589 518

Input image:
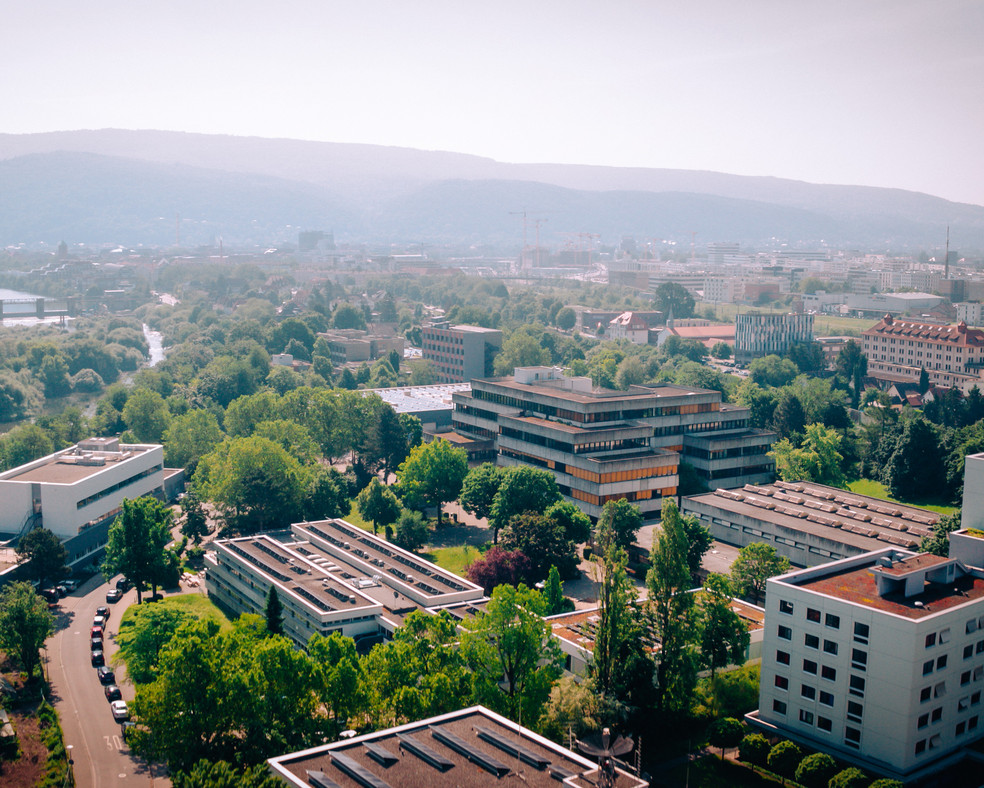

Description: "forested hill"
1 129 983 249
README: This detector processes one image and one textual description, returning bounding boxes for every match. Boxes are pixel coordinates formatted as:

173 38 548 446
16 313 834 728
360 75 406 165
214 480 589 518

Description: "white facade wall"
961 454 984 533
756 552 984 779
957 303 984 326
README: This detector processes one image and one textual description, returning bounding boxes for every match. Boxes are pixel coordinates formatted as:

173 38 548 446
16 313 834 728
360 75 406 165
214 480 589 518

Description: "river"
142 324 165 366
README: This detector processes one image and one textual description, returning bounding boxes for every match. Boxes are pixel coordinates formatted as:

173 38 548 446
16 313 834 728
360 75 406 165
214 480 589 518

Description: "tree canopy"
0 581 54 681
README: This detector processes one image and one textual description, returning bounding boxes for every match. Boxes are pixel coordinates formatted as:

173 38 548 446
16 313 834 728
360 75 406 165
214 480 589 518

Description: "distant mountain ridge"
1 129 982 250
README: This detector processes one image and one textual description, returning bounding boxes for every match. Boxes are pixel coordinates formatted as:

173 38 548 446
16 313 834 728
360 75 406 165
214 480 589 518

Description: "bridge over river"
0 296 78 321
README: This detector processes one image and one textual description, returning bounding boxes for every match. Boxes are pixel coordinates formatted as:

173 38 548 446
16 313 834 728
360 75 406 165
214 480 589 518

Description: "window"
777 650 790 665
852 649 867 670
844 727 861 747
935 682 947 698
959 696 970 712
926 632 937 648
962 671 972 686
778 625 792 641
940 628 951 644
779 600 794 615
805 633 819 649
931 707 943 723
821 666 836 681
970 716 979 730
823 640 839 656
924 660 935 676
799 709 814 725
972 691 981 705
915 739 927 755
803 659 818 675
847 701 863 722
977 640 984 654
819 691 834 707
807 608 821 623
918 713 929 729
921 686 932 702
850 675 866 697
802 684 816 700
957 721 967 736
817 716 832 732
825 613 841 629
775 675 789 690
853 621 870 643
937 655 948 670
773 699 787 715
965 645 974 660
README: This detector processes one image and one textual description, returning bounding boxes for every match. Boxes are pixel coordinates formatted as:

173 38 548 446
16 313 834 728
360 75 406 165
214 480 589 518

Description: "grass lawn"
660 755 787 788
420 545 481 577
848 479 958 516
119 591 234 633
343 503 375 533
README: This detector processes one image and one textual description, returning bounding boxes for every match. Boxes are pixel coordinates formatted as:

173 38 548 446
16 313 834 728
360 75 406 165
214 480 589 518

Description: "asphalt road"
45 573 170 788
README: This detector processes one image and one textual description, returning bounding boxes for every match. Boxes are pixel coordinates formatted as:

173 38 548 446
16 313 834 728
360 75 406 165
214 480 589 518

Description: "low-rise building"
206 519 485 648
682 481 938 567
608 311 651 344
421 322 503 383
750 534 984 782
363 383 471 432
269 705 649 788
451 367 775 520
318 330 406 366
0 437 166 566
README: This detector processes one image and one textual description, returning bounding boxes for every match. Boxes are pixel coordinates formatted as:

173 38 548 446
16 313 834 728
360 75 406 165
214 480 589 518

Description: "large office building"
450 367 775 520
735 312 814 364
269 705 649 788
421 322 503 383
751 532 984 781
206 519 485 648
0 437 166 566
682 481 938 568
862 316 984 391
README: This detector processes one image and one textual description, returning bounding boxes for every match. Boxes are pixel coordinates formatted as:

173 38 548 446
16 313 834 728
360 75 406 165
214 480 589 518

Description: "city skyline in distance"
3 0 983 206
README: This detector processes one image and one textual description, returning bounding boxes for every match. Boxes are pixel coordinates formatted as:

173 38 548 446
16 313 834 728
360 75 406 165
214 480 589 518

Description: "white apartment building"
0 437 165 565
752 538 984 782
956 303 984 327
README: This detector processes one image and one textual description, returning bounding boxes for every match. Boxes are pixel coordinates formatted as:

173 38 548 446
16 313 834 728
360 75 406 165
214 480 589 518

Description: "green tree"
749 354 799 388
102 497 174 604
555 306 577 331
163 409 224 473
462 584 563 722
592 545 637 699
172 760 284 788
458 463 506 522
828 768 870 788
767 740 802 783
15 527 68 591
332 303 367 330
180 493 211 543
356 478 402 534
710 342 732 359
39 353 71 398
884 416 944 500
488 466 561 542
302 466 351 521
393 508 430 551
769 423 846 487
115 604 196 684
654 282 695 319
0 581 54 681
596 498 643 554
730 542 790 605
544 499 592 544
920 511 961 557
500 512 578 580
543 565 571 614
307 632 366 736
794 752 837 788
537 676 601 741
867 780 904 788
493 331 551 376
681 511 713 584
194 436 306 533
265 587 284 637
739 732 771 767
374 405 410 477
697 574 750 682
122 388 172 443
707 717 745 759
647 499 699 714
836 339 868 409
397 439 468 526
770 390 807 440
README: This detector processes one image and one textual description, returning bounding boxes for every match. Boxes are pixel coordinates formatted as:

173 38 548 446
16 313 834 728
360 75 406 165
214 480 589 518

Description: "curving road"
45 573 170 788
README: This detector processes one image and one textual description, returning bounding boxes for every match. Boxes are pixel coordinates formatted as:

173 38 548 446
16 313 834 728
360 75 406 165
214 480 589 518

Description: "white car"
111 700 129 722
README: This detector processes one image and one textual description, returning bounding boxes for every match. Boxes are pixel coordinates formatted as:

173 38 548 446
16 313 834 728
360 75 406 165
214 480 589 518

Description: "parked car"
95 606 109 619
90 637 103 651
115 578 131 591
96 666 116 685
106 589 123 603
55 585 68 597
61 579 77 592
40 588 60 604
104 684 122 702
90 626 104 640
91 650 105 667
110 700 129 722
93 615 106 628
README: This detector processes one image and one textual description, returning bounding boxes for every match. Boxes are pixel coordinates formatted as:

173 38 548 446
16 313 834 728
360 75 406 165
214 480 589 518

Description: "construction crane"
509 209 550 274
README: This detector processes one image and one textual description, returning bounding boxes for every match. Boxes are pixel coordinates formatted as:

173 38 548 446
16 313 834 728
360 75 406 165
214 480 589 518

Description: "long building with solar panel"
206 519 485 649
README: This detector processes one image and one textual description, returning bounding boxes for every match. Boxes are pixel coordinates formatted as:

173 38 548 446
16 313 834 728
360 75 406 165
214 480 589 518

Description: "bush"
767 740 802 780
868 781 903 788
707 717 745 756
71 368 105 392
829 767 869 788
739 733 771 767
795 752 837 788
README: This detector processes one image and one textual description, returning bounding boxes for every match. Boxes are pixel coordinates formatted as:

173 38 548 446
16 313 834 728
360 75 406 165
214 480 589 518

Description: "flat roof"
269 705 648 788
2 444 157 485
364 383 471 414
793 559 984 619
685 481 937 555
474 377 714 406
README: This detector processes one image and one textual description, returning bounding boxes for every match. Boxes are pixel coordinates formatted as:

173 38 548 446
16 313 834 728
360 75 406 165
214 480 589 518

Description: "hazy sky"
4 0 983 205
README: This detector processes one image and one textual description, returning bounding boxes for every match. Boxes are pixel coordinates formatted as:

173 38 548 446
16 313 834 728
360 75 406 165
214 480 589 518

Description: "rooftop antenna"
576 728 634 788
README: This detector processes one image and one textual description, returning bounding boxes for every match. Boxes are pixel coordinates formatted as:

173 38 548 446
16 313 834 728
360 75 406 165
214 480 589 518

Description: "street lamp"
63 744 74 787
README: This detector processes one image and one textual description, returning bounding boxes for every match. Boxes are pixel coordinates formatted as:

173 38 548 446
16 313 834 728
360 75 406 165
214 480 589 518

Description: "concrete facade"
752 544 984 781
421 322 503 383
735 312 814 363
0 437 165 566
451 367 775 520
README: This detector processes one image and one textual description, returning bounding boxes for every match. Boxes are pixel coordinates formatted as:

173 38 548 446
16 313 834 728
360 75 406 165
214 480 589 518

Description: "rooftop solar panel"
429 725 510 777
395 733 455 772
